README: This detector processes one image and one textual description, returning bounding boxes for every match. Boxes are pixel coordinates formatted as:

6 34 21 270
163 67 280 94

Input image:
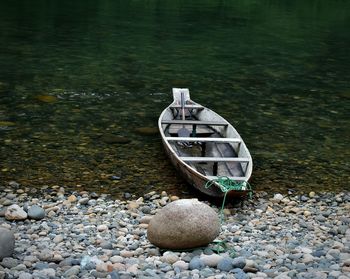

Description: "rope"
205 176 252 220
205 176 253 256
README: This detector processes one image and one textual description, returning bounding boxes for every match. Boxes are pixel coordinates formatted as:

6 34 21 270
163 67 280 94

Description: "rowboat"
158 88 253 198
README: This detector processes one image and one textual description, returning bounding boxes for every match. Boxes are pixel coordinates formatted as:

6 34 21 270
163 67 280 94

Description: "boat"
158 88 253 198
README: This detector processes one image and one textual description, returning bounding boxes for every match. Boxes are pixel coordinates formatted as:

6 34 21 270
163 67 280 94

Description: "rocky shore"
0 183 349 279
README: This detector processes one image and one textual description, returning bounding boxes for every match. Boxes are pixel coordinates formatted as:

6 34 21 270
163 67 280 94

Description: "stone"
134 127 158 136
5 204 27 220
1 257 18 268
101 134 131 144
79 198 89 205
232 257 246 269
18 272 33 279
97 224 108 232
189 257 205 270
147 199 220 249
0 228 15 260
161 251 179 264
172 260 189 271
200 254 223 267
63 266 80 277
67 195 77 203
27 205 45 220
53 235 64 243
272 194 284 203
217 257 233 272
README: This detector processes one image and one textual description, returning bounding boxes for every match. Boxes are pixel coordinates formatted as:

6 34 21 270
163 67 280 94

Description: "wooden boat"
158 88 253 198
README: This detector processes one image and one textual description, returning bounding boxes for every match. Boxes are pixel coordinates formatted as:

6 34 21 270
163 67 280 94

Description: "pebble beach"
0 183 349 279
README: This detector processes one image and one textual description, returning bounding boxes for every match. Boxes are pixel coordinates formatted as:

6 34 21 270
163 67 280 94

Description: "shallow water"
0 1 349 198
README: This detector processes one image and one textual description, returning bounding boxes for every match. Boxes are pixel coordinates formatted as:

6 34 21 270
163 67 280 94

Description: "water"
0 1 349 198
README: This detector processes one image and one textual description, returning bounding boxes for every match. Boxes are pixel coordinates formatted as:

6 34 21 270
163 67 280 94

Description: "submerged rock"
101 134 131 144
35 95 58 103
147 199 220 249
134 127 158 136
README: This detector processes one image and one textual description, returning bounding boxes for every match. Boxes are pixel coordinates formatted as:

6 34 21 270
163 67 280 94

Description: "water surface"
0 1 349 198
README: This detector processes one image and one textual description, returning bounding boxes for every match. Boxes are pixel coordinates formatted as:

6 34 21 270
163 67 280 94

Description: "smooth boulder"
147 199 220 249
28 205 45 220
0 228 15 260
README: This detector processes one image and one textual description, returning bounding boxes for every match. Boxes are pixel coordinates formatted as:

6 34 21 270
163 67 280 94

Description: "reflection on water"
0 1 349 197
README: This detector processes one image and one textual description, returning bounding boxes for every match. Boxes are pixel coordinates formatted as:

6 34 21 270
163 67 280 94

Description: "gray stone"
172 260 188 271
232 257 246 269
161 251 179 264
232 268 248 279
147 199 220 249
79 198 90 205
18 272 33 279
217 257 233 272
200 253 223 267
64 266 80 277
1 257 18 268
109 271 120 279
27 205 45 220
0 228 15 260
189 257 205 270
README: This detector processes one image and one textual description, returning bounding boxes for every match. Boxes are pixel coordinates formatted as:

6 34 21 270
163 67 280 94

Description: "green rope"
205 176 253 220
205 177 253 256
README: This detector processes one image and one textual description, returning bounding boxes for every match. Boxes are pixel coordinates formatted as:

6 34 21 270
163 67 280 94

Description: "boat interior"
161 102 249 180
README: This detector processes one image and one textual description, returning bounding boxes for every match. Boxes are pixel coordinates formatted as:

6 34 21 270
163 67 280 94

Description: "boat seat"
161 120 228 126
179 157 250 162
166 137 241 143
170 105 204 109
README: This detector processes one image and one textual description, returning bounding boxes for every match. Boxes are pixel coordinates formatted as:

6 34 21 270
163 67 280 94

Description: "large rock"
0 228 15 260
147 199 220 249
5 204 27 220
28 205 45 220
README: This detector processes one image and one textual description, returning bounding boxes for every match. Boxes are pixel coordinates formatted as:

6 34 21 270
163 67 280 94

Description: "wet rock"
101 134 131 144
35 95 57 103
134 127 158 136
0 228 15 260
147 199 220 249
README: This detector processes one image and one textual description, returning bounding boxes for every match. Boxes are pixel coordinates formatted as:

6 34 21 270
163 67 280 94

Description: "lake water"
0 1 349 198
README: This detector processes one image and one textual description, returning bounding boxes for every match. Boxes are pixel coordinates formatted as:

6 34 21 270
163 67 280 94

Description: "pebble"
217 257 233 271
0 186 349 279
189 257 205 270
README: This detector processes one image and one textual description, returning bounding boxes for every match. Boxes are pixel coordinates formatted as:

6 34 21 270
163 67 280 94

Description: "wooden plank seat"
161 120 228 126
180 157 250 162
170 105 204 109
165 137 241 143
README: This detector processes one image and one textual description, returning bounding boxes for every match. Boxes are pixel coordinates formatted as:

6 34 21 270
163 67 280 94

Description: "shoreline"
0 184 349 279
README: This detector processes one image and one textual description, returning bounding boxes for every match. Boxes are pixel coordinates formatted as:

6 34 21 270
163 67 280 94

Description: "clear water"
0 1 349 198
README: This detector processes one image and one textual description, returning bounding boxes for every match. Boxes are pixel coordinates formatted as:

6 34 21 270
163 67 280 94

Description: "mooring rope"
205 176 253 256
205 176 253 219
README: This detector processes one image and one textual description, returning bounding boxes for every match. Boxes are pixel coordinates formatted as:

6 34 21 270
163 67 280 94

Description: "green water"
0 1 349 198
